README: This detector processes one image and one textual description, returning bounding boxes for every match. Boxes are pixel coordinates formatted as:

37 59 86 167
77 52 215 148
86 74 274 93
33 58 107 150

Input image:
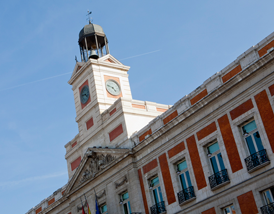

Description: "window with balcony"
119 192 131 214
149 177 166 214
176 160 195 204
100 204 107 214
242 120 270 172
207 142 229 189
260 187 274 214
223 205 236 214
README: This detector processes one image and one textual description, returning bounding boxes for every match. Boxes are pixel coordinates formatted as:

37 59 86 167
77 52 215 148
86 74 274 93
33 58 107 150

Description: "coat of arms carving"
79 151 115 184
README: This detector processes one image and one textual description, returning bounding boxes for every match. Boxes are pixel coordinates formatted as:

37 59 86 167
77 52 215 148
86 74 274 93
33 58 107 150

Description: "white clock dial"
106 79 121 96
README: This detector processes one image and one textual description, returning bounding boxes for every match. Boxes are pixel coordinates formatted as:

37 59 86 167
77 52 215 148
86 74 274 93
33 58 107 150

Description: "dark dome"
79 23 105 43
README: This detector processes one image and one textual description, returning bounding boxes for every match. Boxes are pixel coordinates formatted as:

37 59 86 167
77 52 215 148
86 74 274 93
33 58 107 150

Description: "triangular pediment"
71 62 85 79
64 148 129 195
98 54 123 65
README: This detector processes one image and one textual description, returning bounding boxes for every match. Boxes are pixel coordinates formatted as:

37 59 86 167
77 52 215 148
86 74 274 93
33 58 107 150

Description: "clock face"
80 85 90 104
106 79 121 96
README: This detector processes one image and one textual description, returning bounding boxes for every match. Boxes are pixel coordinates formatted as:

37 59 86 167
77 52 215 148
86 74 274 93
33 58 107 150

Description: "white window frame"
241 120 262 155
120 191 131 214
262 189 274 205
176 160 191 190
149 176 163 205
100 203 107 214
222 204 236 214
207 141 223 174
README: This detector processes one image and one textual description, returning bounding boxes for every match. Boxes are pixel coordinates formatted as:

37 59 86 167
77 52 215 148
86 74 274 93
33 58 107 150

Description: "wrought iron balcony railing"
245 149 270 172
260 202 274 214
177 186 195 204
209 169 229 189
150 201 166 214
131 212 142 214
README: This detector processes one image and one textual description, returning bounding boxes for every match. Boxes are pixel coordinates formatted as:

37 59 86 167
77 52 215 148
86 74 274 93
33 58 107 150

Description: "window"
207 142 225 174
149 177 164 205
120 192 131 214
262 188 274 205
223 205 236 214
207 142 229 189
242 120 264 155
176 160 192 190
100 204 107 214
149 177 166 213
260 187 274 213
176 160 195 203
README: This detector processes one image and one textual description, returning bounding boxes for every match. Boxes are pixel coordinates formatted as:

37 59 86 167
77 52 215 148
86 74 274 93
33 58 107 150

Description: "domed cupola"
78 21 110 61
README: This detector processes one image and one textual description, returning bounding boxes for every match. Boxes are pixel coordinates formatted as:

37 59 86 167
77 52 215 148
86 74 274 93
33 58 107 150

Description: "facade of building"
26 22 274 214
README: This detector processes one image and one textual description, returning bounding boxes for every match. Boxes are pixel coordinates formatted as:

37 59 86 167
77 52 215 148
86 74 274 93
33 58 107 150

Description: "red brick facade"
186 135 207 190
109 124 123 142
230 99 254 120
202 207 216 214
254 90 274 152
237 191 258 214
158 153 176 204
218 114 243 173
143 159 158 174
48 198 55 206
71 156 81 171
109 108 116 116
138 169 149 214
71 141 77 148
86 117 94 130
190 89 208 105
168 141 185 158
139 129 152 142
269 84 274 96
258 40 274 57
163 110 178 125
36 207 42 214
222 65 242 83
197 122 217 141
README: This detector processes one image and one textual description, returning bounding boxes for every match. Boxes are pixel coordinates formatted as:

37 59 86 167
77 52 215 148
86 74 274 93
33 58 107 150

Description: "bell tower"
78 21 110 61
68 21 132 144
65 21 170 178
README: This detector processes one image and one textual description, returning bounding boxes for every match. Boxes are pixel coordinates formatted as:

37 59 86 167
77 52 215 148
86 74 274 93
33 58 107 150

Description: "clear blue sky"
0 1 274 213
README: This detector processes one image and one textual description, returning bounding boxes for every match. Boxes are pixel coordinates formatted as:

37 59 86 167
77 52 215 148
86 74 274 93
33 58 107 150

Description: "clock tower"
65 22 170 178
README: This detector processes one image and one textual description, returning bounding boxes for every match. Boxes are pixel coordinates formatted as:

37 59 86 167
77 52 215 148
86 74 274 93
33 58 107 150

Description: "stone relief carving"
79 151 116 184
97 190 106 199
115 176 128 188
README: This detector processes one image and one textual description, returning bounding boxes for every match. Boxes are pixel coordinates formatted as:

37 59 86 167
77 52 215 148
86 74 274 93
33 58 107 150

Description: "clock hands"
107 84 116 92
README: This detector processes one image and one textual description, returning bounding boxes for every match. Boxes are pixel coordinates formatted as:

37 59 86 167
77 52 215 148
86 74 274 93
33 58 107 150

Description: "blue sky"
0 1 274 213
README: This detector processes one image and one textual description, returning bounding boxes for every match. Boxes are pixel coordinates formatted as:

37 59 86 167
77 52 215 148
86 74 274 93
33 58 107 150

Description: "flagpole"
80 196 86 214
84 194 91 214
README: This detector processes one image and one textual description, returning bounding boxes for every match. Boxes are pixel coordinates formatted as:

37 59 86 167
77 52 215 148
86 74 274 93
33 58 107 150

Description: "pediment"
71 62 85 79
98 54 123 65
64 148 130 195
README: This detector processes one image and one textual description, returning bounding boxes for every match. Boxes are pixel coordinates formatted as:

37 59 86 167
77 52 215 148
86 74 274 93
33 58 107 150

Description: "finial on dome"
78 13 110 62
86 10 92 24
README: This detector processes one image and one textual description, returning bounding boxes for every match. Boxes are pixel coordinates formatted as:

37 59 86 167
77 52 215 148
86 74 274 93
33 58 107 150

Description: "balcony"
260 202 274 214
150 201 166 214
177 186 196 205
245 149 270 172
209 169 229 190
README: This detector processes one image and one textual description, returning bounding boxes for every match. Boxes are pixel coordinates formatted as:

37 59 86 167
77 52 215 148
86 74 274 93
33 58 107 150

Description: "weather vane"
86 10 92 24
